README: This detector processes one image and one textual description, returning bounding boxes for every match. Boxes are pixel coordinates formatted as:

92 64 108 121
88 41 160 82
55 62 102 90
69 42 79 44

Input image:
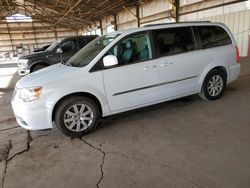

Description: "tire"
199 69 226 101
54 97 100 138
31 64 47 72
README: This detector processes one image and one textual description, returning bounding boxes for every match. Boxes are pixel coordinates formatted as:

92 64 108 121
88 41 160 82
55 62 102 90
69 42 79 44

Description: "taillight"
236 47 240 63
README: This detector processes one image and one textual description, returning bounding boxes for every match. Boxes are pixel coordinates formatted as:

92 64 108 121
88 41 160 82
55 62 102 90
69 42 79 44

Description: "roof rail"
143 21 211 27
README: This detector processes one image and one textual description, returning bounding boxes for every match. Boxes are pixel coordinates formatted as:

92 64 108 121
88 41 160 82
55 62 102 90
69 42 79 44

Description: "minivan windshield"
68 34 119 67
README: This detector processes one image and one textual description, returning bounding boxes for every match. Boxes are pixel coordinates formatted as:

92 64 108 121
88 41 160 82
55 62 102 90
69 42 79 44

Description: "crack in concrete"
81 138 105 188
2 140 12 188
1 131 42 188
107 151 203 188
7 131 32 162
5 132 49 163
0 118 16 125
239 74 250 78
80 139 203 188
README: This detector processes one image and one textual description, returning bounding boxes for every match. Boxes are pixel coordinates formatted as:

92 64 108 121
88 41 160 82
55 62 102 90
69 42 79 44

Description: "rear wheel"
200 69 226 101
55 97 100 138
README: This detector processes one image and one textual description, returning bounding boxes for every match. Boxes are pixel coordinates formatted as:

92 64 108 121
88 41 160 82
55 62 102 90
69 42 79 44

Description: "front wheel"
55 97 100 138
199 69 226 101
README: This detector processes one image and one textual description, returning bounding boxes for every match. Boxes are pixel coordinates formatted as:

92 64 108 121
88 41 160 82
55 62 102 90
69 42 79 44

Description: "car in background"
33 44 51 53
17 35 98 75
12 22 240 137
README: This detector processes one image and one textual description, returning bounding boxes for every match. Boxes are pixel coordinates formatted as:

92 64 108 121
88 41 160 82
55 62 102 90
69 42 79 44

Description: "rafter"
0 0 146 29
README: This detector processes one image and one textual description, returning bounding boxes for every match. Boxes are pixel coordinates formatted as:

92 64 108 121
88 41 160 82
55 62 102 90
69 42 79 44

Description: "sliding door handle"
160 62 173 67
144 65 157 70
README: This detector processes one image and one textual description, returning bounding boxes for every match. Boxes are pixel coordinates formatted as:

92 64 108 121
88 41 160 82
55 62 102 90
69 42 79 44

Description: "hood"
16 63 78 88
19 50 52 60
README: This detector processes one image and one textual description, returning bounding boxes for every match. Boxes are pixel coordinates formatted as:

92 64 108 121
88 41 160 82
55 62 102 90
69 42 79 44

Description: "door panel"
153 27 212 101
157 49 211 100
102 32 158 112
103 60 158 112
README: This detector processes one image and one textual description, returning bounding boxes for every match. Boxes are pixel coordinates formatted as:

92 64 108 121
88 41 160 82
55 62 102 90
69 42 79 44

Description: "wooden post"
113 14 118 30
136 5 140 27
6 21 15 55
175 0 180 22
99 20 103 35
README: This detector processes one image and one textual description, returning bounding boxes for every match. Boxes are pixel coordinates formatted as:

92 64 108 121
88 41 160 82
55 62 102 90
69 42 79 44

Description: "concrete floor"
0 59 250 188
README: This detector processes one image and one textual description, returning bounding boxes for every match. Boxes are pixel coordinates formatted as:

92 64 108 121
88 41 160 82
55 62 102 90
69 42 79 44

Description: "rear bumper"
228 64 241 83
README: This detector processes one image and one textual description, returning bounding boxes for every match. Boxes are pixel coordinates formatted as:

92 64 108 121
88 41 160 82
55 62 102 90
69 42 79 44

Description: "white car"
11 22 241 137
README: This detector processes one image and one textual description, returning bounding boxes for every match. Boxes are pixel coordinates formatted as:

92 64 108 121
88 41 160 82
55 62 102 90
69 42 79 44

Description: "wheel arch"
51 92 103 122
30 61 50 72
199 65 228 87
212 66 228 79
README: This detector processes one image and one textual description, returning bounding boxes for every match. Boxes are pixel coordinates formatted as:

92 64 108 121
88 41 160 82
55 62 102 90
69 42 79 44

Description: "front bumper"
11 90 53 130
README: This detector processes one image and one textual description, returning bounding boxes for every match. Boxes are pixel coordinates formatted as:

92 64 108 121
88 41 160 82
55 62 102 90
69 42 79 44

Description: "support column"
54 26 58 40
113 14 118 30
31 22 38 48
6 21 15 55
173 0 179 22
99 20 103 35
136 5 140 27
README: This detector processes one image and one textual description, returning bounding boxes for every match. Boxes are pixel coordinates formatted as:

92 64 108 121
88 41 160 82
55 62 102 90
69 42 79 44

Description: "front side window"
61 40 77 53
46 41 59 51
154 27 195 57
198 26 232 49
107 33 152 65
68 34 119 67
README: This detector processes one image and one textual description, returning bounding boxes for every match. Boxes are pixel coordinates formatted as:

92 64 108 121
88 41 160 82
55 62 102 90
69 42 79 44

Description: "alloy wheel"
207 75 224 97
63 104 94 132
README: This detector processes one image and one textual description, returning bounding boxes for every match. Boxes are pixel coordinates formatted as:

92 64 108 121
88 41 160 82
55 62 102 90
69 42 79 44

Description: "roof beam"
51 0 83 28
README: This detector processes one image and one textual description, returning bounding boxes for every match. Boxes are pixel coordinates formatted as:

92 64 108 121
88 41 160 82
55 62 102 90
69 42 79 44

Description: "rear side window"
198 26 232 49
78 38 91 48
77 36 97 49
154 27 195 57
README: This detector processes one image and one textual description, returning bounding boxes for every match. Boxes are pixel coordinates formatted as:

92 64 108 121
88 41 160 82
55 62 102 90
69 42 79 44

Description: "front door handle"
144 65 157 70
160 62 173 67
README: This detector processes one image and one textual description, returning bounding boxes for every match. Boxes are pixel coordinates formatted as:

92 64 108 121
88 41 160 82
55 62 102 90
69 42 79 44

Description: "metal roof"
0 0 146 29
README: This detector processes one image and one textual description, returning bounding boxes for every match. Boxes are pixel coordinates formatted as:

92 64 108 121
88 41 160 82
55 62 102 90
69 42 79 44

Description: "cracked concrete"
4 133 103 188
81 139 106 188
0 59 250 188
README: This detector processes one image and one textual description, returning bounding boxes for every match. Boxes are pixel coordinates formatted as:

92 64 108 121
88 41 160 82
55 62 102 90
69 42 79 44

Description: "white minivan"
11 22 241 137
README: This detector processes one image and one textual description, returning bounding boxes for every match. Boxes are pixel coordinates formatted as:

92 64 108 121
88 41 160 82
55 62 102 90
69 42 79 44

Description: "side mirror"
103 55 118 67
56 47 63 54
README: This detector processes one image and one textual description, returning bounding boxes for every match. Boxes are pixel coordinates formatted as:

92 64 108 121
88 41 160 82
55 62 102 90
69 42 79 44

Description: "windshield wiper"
65 61 72 66
61 61 72 66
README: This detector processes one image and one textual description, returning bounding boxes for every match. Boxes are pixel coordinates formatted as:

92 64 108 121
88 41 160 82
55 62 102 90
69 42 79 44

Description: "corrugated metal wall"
180 1 250 57
82 0 250 57
81 0 173 34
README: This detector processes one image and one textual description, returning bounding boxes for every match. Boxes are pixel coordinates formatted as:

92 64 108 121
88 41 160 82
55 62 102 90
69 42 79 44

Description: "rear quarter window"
153 27 195 57
198 26 232 49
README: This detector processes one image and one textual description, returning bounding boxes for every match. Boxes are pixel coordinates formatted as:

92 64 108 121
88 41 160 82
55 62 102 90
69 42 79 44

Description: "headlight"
19 86 42 102
18 59 29 67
